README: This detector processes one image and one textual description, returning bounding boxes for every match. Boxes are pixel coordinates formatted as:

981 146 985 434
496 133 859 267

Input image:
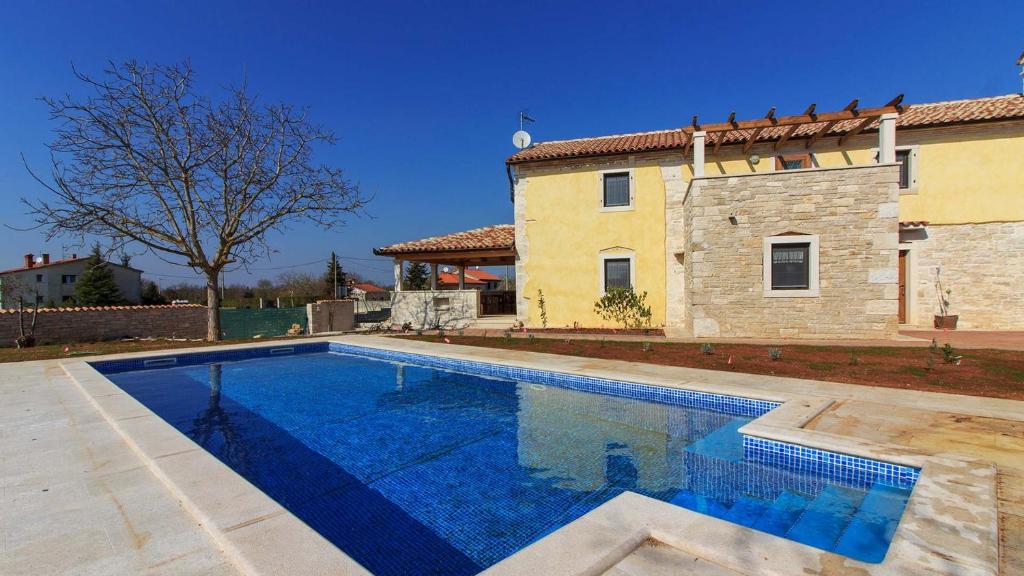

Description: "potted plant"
933 271 958 329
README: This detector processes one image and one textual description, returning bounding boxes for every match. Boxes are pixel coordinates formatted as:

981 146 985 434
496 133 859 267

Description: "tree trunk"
206 273 222 341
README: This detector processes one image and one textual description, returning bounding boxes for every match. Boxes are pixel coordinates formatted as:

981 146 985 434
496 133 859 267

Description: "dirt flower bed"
519 327 664 336
400 335 1024 400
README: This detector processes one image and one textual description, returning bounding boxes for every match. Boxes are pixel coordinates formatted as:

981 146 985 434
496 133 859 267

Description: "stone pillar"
879 113 898 163
393 259 403 292
692 131 706 178
458 266 466 290
430 263 439 290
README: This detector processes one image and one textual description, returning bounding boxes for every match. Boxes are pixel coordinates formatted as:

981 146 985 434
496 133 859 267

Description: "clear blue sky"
1 0 1021 286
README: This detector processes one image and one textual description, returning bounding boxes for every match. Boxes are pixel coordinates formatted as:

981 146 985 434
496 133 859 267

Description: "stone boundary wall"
0 305 207 346
683 164 901 339
909 221 1024 329
390 290 479 330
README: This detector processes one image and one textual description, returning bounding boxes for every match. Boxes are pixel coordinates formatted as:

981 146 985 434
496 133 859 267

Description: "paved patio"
1 335 1020 574
0 361 238 575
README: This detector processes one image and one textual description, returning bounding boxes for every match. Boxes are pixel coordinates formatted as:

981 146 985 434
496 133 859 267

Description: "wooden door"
898 250 908 324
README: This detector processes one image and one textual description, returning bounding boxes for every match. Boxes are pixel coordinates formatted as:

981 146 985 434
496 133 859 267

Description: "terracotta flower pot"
934 314 959 330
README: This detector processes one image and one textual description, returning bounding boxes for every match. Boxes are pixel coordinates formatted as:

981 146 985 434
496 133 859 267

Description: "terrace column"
878 113 898 163
393 259 403 292
692 131 706 178
430 263 439 290
458 266 466 290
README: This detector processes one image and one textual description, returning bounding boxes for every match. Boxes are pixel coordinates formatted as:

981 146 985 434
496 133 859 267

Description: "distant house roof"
464 268 501 282
351 283 386 293
435 267 501 285
374 225 515 256
438 272 484 286
507 94 1024 164
0 256 86 275
0 255 143 275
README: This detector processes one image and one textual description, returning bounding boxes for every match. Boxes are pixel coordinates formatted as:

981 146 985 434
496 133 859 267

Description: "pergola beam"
742 127 763 153
687 99 898 135
806 120 839 149
686 96 902 156
838 117 874 146
712 111 737 156
775 103 815 151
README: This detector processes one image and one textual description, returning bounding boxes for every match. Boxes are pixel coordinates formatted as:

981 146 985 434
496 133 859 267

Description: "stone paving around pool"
1 334 1019 575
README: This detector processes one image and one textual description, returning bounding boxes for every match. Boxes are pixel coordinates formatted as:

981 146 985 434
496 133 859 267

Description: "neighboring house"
502 92 1024 338
437 266 503 290
0 253 143 309
349 282 389 301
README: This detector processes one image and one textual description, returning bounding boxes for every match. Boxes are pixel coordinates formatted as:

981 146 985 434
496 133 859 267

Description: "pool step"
670 490 730 517
833 483 911 563
752 491 811 536
785 485 865 551
685 418 748 463
722 496 771 526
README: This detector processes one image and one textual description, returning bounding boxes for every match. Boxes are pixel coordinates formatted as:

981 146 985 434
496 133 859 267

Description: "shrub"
700 343 714 355
767 347 782 361
642 341 652 352
593 288 652 330
942 343 962 365
537 289 548 329
849 350 860 366
929 338 939 354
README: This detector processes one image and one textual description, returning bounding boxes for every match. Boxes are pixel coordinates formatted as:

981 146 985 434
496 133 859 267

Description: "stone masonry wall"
0 305 207 346
683 164 901 339
390 290 479 330
909 221 1024 329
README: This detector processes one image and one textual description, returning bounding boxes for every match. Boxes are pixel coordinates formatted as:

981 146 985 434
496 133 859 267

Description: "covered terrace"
373 224 516 328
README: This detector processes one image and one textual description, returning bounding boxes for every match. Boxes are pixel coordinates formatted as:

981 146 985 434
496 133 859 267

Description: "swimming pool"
93 342 918 574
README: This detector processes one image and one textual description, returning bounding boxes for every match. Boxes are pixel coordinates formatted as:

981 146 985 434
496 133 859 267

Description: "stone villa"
378 92 1024 338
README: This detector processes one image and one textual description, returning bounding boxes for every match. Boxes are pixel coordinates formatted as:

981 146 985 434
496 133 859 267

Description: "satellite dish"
512 130 532 149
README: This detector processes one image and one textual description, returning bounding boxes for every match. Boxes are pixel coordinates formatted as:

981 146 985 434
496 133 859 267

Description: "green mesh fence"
219 307 308 340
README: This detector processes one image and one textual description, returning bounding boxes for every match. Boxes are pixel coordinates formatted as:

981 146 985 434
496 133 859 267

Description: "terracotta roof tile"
437 272 484 285
374 225 514 256
507 94 1024 164
0 304 203 314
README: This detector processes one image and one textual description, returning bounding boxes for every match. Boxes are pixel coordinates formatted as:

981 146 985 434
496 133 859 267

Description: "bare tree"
24 60 366 340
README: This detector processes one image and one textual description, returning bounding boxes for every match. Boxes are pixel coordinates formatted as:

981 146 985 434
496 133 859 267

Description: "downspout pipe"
505 161 516 202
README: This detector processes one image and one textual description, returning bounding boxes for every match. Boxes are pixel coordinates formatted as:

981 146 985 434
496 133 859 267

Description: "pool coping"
59 335 1002 575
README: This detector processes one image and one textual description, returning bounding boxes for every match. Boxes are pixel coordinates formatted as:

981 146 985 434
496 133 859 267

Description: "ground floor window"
763 235 819 297
599 250 636 294
604 258 631 291
771 243 810 289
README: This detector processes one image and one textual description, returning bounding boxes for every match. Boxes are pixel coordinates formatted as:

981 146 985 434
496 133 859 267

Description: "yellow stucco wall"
521 160 667 328
896 130 1024 224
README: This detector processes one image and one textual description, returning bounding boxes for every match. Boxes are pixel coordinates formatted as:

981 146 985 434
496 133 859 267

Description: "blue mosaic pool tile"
742 436 920 489
327 342 781 418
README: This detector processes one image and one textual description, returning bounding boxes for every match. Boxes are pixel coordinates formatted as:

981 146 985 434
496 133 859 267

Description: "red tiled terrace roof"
374 225 514 256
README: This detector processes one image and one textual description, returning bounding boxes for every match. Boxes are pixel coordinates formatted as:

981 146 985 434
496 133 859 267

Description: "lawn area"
401 335 1024 400
0 336 303 363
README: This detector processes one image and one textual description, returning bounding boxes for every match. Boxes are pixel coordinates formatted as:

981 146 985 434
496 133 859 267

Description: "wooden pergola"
680 95 905 172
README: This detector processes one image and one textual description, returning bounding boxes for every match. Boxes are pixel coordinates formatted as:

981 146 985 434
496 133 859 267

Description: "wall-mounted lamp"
728 213 738 225
749 154 761 165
